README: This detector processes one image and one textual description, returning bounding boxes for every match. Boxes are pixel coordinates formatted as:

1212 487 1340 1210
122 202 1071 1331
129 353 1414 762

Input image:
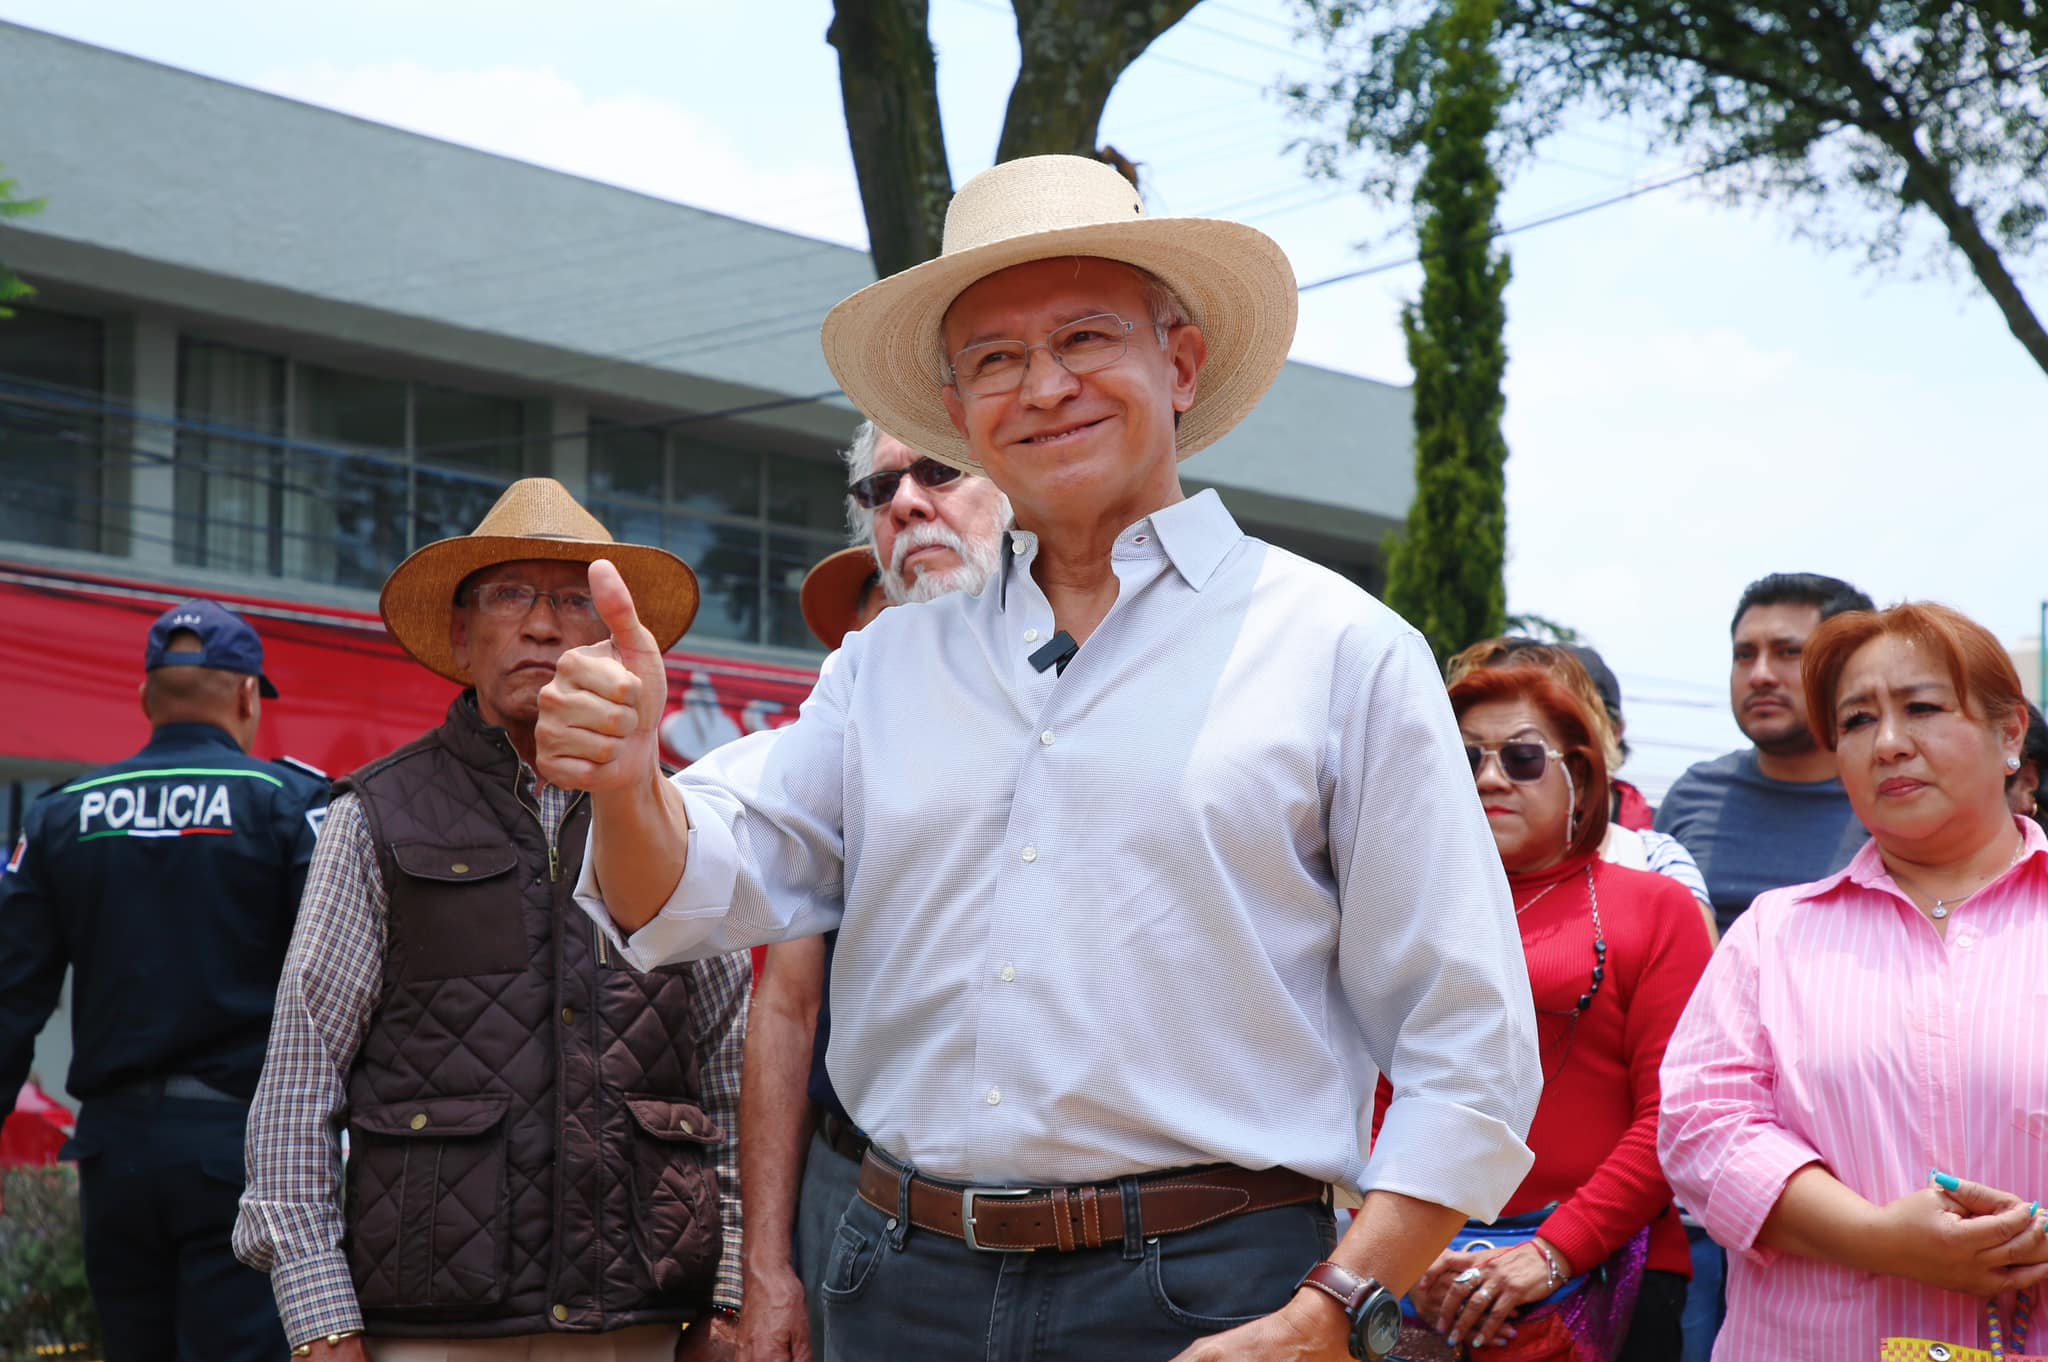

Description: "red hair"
1803 601 2028 751
1447 666 1611 861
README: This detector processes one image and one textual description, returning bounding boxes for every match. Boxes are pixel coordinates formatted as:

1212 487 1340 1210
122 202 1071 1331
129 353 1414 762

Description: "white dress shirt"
579 489 1540 1219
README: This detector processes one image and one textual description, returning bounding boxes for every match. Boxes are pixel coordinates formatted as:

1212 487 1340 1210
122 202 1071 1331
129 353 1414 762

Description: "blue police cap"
145 599 280 698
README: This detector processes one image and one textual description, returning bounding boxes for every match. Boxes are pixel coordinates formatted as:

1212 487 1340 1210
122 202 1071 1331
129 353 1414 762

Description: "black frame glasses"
1464 740 1564 783
847 456 965 510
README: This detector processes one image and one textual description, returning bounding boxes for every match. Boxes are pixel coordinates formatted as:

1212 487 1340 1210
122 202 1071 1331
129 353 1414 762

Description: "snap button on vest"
409 1113 428 1131
451 862 469 874
553 1305 569 1322
561 1006 576 1024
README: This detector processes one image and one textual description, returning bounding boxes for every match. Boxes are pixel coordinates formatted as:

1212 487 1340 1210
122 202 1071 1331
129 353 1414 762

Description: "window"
0 307 107 552
175 346 527 590
589 419 844 652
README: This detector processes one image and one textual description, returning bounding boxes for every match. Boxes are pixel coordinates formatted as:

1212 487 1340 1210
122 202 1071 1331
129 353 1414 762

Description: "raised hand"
538 558 669 795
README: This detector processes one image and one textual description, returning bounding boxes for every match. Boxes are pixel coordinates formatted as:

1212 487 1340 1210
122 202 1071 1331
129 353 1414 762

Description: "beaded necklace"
1513 865 1606 1073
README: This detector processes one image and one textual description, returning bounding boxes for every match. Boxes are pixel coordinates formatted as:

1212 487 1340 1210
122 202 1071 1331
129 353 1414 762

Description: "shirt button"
1011 541 1026 556
1955 934 1974 949
1020 846 1037 863
1039 730 1055 746
986 1087 1002 1106
1024 628 1040 643
999 964 1017 982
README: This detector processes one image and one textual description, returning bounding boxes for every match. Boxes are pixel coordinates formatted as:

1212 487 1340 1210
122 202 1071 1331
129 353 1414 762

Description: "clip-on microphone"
1028 630 1079 676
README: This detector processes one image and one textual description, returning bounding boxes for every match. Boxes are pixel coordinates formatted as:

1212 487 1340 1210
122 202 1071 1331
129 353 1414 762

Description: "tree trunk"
829 0 954 278
997 0 1204 162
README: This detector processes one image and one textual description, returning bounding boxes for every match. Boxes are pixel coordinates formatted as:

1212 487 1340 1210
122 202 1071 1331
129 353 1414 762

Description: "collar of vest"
438 692 527 780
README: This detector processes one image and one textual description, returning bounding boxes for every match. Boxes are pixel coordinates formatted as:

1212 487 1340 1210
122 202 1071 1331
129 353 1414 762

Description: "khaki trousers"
367 1323 679 1362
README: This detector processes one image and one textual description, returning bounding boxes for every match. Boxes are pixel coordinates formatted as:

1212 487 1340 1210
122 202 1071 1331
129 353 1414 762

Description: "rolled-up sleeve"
1658 912 1821 1260
577 645 857 970
1334 629 1541 1221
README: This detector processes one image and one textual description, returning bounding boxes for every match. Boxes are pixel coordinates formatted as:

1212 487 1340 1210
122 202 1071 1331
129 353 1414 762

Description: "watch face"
1356 1289 1402 1360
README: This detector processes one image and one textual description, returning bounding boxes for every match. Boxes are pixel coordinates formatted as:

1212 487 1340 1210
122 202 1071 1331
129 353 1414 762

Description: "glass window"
672 435 760 519
766 452 849 534
175 340 285 574
413 383 524 548
0 307 106 552
669 512 761 646
766 529 841 650
589 420 664 501
295 364 410 590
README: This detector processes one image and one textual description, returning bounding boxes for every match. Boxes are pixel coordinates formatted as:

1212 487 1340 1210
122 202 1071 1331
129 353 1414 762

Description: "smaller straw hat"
380 477 699 685
820 154 1298 474
799 545 882 651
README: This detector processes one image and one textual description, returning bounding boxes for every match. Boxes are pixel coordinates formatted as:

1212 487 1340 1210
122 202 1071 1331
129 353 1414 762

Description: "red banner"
0 561 818 779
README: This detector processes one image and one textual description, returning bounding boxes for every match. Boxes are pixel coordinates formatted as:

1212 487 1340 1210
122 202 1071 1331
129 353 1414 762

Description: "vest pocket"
346 1094 513 1313
621 1095 724 1296
387 844 525 979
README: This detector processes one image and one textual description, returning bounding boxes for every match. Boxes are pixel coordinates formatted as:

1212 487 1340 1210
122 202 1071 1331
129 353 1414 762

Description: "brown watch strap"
1300 1260 1372 1313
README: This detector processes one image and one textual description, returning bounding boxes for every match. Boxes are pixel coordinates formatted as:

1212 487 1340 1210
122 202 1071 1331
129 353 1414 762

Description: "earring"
2009 755 2025 772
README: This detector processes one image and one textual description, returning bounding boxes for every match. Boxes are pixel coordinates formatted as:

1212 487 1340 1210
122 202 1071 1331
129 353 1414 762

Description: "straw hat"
380 477 699 685
799 545 883 651
820 155 1298 475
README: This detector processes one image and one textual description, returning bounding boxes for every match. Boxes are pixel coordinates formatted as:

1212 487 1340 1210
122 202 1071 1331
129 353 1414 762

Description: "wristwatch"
1297 1261 1403 1362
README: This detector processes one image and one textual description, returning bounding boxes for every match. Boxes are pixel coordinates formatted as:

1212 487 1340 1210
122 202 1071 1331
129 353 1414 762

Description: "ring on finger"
1453 1267 1484 1286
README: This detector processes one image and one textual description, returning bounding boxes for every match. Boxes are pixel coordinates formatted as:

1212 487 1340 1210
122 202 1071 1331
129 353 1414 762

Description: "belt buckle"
960 1186 1032 1252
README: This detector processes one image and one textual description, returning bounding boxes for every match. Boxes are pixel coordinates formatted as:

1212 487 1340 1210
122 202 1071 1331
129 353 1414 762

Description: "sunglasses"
1464 740 1564 783
847 457 964 510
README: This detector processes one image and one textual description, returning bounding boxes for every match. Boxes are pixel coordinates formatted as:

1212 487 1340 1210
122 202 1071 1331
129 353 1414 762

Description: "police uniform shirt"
0 722 329 1115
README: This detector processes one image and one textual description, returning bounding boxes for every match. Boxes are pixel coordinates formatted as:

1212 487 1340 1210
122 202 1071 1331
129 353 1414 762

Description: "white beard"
884 517 1005 605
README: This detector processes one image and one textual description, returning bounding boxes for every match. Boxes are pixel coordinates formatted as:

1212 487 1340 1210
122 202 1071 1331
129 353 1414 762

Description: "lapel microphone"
1028 630 1079 676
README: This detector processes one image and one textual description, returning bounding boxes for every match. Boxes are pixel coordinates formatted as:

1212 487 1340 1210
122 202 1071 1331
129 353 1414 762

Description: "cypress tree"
1383 0 1512 665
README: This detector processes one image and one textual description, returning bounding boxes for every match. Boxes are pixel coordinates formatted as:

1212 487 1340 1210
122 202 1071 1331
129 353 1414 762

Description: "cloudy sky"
7 0 2043 794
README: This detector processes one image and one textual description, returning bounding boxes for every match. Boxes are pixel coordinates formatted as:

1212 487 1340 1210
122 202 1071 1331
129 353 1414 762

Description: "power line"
1297 163 1723 292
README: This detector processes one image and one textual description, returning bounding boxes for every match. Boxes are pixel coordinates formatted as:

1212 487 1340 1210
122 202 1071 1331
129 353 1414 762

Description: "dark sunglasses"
1464 740 1563 783
847 457 964 510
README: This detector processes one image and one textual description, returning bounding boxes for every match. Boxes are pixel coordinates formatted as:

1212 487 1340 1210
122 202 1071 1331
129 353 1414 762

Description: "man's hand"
538 558 668 794
677 1313 739 1361
736 1262 814 1362
1877 1183 2048 1298
1166 1292 1349 1362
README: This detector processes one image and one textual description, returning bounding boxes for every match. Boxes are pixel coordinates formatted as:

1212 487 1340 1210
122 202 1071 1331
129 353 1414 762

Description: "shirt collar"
1793 814 2048 905
999 488 1242 607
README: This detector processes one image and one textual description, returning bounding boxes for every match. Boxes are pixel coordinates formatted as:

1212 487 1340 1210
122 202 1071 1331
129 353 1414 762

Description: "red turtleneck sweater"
1375 853 1712 1277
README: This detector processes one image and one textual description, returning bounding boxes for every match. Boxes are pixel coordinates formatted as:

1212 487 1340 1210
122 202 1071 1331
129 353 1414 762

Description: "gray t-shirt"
1653 748 1868 936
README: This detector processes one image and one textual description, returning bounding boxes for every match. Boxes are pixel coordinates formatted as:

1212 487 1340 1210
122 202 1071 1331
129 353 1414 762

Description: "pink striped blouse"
1660 817 2048 1360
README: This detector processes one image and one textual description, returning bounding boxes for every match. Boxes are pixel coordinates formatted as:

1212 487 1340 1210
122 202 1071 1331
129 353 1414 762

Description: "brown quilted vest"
339 696 723 1339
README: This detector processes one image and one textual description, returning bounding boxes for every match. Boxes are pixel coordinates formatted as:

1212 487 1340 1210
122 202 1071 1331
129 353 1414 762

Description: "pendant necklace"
1911 841 2026 921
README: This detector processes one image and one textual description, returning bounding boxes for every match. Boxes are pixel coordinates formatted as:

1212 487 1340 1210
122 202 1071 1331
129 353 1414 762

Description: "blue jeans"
821 1178 1337 1362
792 1130 865 1358
1679 1224 1726 1362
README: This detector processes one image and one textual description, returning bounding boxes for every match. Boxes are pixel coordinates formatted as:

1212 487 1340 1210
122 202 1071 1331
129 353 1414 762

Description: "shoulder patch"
279 755 329 780
4 834 23 876
305 805 328 840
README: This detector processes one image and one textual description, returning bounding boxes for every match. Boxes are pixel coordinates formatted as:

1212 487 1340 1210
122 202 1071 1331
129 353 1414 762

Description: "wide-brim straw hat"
821 154 1298 475
380 477 699 685
799 545 882 651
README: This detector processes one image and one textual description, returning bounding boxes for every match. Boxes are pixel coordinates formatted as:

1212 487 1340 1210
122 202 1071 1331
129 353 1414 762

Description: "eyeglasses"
465 582 600 622
945 313 1164 396
847 456 965 510
1465 740 1565 783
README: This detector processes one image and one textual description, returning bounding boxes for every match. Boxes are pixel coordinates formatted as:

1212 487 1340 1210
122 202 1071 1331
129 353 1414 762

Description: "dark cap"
145 599 279 698
1564 644 1622 722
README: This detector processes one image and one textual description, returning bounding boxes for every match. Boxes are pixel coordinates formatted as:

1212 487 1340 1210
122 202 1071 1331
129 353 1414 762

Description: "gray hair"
843 420 883 548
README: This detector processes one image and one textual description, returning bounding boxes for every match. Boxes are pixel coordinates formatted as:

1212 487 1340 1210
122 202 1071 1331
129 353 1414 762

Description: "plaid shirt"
234 777 749 1346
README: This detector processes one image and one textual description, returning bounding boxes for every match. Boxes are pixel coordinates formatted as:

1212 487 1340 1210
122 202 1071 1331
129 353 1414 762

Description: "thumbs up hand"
538 558 669 794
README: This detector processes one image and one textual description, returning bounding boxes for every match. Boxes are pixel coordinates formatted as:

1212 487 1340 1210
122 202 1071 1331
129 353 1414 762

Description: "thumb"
589 558 658 662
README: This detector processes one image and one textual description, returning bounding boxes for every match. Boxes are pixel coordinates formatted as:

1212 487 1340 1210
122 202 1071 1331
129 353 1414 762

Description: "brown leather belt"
857 1148 1324 1253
